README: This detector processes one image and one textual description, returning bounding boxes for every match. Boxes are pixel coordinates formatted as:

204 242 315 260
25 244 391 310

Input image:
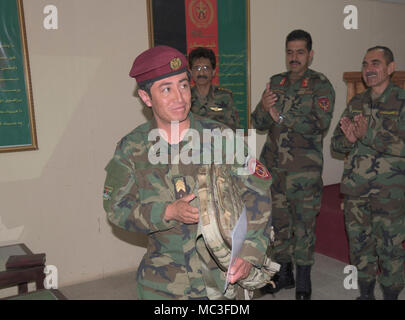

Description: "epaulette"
397 87 405 100
117 136 127 148
350 89 368 105
318 73 327 82
117 121 151 148
217 87 233 95
270 72 288 86
310 70 327 82
271 72 288 81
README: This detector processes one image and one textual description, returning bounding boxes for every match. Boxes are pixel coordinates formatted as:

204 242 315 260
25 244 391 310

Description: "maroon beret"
129 46 188 84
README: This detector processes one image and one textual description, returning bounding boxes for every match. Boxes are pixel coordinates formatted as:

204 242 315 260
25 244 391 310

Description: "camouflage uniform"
252 68 335 266
191 85 240 130
103 113 272 300
331 81 405 291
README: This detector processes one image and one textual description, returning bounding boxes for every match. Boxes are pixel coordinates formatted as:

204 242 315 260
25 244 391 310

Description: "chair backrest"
343 71 405 103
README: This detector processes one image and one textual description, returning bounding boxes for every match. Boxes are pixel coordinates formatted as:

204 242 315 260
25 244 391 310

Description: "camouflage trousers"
344 196 405 291
269 170 322 266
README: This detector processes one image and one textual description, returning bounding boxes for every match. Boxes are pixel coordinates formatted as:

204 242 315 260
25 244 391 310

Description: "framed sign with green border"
0 0 38 153
147 0 251 132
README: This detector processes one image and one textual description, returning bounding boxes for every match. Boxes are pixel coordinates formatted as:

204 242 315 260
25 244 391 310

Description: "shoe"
381 285 400 300
356 280 376 300
295 265 312 300
261 262 295 294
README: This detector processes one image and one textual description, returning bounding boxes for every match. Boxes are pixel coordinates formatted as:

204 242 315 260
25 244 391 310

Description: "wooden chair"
343 71 405 103
0 243 46 295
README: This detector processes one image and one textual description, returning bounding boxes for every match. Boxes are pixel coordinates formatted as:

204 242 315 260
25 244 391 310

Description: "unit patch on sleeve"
103 186 114 201
248 158 272 180
317 97 330 112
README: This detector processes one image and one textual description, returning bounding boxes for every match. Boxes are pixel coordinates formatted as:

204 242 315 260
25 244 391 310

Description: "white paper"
224 205 247 292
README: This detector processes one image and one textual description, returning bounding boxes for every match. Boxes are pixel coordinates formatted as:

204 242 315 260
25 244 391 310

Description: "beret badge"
170 57 182 71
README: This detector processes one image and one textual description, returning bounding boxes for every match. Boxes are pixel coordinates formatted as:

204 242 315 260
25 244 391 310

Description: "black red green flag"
149 0 250 130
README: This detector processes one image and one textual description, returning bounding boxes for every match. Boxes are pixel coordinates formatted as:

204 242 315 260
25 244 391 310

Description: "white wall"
0 0 404 291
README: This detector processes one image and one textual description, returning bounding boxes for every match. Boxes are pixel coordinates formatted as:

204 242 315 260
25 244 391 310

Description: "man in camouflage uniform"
331 46 405 300
251 30 335 300
103 46 273 300
188 47 240 130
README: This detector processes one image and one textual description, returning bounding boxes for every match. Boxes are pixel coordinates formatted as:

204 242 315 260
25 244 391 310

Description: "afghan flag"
148 0 250 130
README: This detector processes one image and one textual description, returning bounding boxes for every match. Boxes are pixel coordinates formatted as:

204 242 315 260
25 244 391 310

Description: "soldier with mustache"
251 29 335 300
188 47 240 130
331 46 405 300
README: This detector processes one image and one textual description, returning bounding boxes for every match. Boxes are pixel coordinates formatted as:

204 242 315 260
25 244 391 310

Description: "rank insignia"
170 57 182 71
301 78 309 88
317 97 330 112
103 186 113 201
210 107 223 112
173 177 189 199
379 111 398 116
280 77 287 86
248 158 272 180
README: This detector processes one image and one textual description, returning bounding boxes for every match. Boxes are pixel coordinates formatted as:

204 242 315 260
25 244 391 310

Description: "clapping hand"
261 83 279 122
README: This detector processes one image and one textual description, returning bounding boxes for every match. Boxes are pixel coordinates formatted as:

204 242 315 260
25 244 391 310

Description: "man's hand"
227 257 252 284
269 106 280 123
353 114 368 139
340 117 357 144
164 194 199 224
261 83 279 122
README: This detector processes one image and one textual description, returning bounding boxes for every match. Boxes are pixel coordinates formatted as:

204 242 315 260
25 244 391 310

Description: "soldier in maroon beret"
103 46 272 300
129 45 191 140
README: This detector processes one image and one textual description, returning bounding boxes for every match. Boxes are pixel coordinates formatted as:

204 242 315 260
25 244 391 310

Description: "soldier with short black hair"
331 46 405 300
252 29 335 300
188 47 240 130
103 46 275 300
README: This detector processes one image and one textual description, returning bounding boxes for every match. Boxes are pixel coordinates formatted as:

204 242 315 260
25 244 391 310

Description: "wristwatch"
278 114 284 124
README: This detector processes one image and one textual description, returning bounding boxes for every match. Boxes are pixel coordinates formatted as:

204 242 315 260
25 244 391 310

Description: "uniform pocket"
379 113 399 132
